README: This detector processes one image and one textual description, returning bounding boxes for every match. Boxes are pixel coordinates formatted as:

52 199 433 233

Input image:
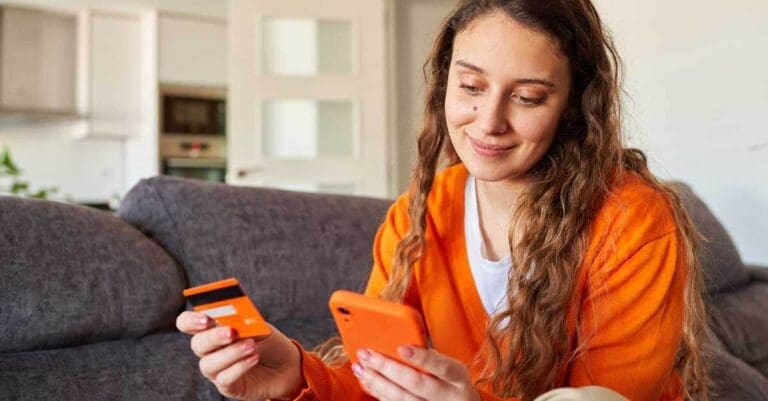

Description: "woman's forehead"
452 12 569 84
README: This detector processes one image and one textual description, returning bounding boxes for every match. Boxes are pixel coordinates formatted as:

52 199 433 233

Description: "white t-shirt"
464 175 512 316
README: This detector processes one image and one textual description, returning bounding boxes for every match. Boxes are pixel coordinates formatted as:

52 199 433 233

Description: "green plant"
0 146 58 199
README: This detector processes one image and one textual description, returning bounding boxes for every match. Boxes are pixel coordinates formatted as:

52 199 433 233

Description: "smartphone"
329 290 428 371
183 277 271 338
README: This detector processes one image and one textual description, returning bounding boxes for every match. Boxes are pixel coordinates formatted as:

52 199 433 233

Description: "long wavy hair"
316 1 710 400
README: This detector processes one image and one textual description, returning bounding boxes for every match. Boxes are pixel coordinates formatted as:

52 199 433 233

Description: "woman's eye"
513 93 544 106
459 84 482 95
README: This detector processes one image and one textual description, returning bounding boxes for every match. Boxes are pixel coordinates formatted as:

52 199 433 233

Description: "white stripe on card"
202 305 237 318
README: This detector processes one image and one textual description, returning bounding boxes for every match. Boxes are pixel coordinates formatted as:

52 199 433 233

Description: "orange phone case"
183 277 271 338
329 290 428 371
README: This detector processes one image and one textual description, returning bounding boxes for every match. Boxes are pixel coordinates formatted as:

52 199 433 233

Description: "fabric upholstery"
0 196 185 353
272 317 339 350
706 340 768 401
707 267 768 377
118 176 390 323
673 183 750 293
0 331 221 401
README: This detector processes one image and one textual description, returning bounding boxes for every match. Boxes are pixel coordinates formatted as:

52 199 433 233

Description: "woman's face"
445 12 572 185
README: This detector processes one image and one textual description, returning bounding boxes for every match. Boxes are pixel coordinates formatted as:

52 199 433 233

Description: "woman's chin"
463 160 528 184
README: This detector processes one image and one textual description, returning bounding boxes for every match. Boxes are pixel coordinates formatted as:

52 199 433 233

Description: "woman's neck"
474 177 528 260
475 177 526 216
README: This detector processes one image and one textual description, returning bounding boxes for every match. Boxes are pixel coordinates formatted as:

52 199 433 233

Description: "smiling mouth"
468 137 516 151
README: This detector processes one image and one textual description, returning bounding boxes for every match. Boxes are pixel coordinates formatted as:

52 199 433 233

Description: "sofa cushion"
0 331 221 401
708 267 768 377
272 316 339 350
674 183 750 293
0 196 185 353
118 176 391 323
707 343 768 401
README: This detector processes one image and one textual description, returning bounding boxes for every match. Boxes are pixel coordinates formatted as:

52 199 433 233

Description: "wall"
593 0 768 265
391 0 454 192
0 122 124 202
391 0 767 265
0 0 225 203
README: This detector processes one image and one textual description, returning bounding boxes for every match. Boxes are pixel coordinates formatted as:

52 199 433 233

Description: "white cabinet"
86 11 142 136
0 6 77 114
159 14 227 86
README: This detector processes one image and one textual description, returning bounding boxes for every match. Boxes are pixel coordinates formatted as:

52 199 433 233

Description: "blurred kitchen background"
0 0 766 265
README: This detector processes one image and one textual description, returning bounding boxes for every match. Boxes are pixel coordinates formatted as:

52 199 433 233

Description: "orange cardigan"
291 163 686 401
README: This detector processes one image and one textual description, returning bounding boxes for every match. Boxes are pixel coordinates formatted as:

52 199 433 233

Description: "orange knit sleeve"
289 196 412 401
363 194 410 298
566 222 686 401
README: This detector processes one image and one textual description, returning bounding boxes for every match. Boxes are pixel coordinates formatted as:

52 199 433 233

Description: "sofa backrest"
674 183 751 293
0 196 185 353
118 176 391 323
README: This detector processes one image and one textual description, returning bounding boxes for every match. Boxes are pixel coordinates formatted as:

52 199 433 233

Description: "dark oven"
160 85 227 182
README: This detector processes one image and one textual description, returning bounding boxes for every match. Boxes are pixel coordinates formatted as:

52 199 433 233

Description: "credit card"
183 278 271 338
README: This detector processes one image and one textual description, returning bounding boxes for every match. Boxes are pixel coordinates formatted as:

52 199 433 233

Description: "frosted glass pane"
318 101 353 156
263 99 354 159
262 17 353 75
263 100 317 159
262 18 316 75
317 20 352 74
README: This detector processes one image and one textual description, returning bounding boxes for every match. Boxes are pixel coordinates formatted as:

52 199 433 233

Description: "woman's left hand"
352 346 482 401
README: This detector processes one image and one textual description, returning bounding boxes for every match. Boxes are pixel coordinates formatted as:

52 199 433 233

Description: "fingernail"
398 346 414 359
352 363 364 378
357 349 371 361
241 340 256 353
219 327 233 341
196 316 210 327
246 354 260 365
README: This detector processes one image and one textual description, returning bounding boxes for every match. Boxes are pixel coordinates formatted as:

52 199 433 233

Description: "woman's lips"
469 136 516 157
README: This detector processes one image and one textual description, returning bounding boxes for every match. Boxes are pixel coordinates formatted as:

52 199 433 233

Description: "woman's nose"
475 97 509 136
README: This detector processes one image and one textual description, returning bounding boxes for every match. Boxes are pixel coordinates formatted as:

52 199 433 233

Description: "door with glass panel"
227 0 389 197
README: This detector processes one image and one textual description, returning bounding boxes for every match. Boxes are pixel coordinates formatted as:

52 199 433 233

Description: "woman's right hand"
176 311 306 401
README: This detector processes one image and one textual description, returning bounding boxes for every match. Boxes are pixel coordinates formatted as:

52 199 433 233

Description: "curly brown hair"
318 1 710 400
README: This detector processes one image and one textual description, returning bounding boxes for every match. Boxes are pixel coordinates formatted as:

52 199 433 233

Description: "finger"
358 348 445 399
212 351 261 396
176 311 214 335
191 326 238 357
352 359 424 401
398 346 467 385
199 338 258 380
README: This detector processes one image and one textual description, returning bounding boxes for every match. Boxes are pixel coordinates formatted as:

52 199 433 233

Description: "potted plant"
0 146 58 199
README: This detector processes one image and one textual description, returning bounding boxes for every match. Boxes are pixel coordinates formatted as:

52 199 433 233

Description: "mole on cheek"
473 106 478 111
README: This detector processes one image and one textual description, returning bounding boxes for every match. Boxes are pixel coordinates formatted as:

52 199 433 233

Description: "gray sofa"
0 176 766 401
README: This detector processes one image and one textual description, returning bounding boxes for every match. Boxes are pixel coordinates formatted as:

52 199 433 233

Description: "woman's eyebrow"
455 59 486 73
455 59 556 88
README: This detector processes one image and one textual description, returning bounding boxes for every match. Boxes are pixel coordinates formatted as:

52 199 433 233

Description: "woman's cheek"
512 113 556 143
444 91 475 128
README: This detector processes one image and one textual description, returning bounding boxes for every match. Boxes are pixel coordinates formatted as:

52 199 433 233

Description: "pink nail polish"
196 316 209 327
352 363 364 377
246 354 259 365
357 349 371 361
399 346 414 359
241 340 256 352
220 327 233 340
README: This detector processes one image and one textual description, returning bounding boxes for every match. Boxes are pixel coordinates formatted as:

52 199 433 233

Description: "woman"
176 1 710 400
